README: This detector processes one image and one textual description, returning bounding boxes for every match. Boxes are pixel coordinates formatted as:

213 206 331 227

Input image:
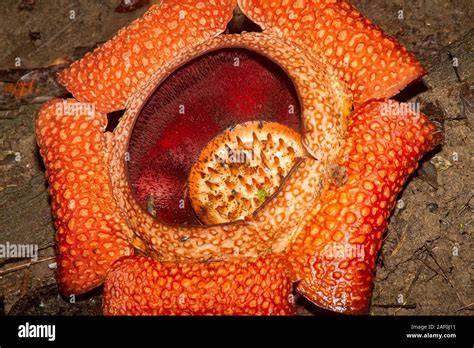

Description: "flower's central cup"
127 48 303 225
110 33 347 261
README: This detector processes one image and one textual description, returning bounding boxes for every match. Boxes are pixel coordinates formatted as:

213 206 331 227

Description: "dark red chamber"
127 48 301 225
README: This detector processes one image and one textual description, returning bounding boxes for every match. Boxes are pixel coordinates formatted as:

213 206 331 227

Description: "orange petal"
238 0 426 105
36 99 133 295
57 0 237 113
287 100 441 314
104 255 294 315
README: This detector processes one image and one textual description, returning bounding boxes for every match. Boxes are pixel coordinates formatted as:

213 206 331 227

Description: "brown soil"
0 0 472 315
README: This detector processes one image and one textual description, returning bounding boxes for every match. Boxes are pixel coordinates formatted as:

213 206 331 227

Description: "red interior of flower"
127 48 301 225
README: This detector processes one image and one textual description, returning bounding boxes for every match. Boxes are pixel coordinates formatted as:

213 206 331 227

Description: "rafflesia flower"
35 0 441 315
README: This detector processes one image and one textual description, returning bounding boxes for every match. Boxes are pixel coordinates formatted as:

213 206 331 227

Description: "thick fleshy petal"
36 99 133 295
57 0 237 113
287 100 441 314
104 255 294 315
238 0 426 105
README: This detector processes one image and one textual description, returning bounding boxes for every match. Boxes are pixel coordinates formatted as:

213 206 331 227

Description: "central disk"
127 48 302 225
188 121 304 224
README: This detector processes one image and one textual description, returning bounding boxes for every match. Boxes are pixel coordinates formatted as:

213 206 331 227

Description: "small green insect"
257 188 270 203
